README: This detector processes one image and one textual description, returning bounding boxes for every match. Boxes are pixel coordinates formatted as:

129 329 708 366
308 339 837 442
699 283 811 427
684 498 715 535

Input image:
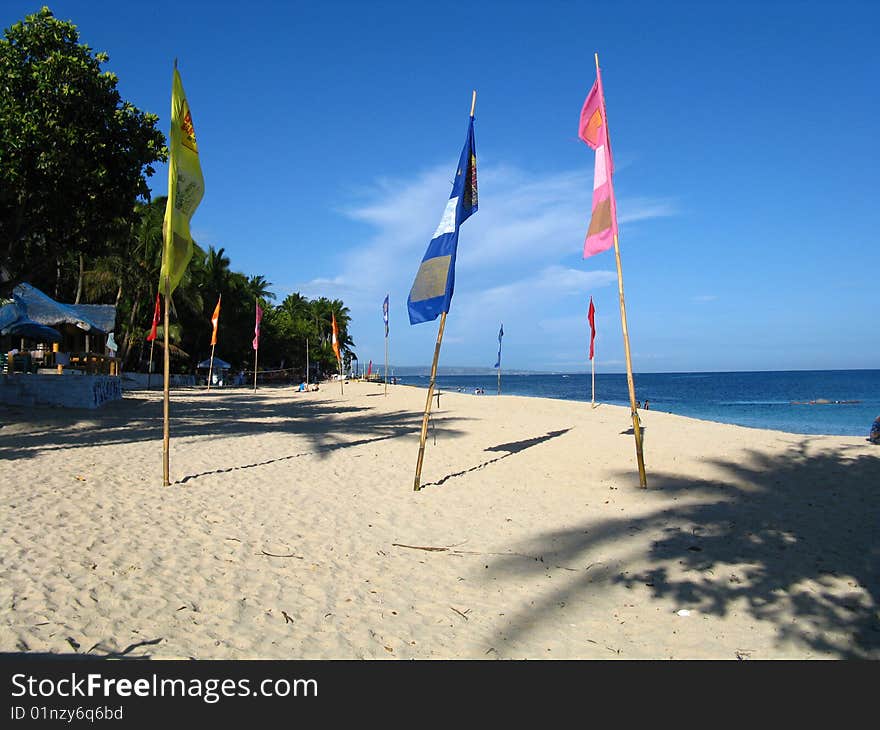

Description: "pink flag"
252 302 263 350
579 63 617 258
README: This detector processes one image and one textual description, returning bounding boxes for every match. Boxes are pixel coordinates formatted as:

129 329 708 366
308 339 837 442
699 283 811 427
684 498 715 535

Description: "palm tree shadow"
3 637 163 660
482 439 880 658
1 389 473 472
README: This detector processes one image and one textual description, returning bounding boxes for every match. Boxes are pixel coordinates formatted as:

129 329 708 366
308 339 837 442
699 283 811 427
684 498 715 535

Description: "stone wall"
0 373 122 409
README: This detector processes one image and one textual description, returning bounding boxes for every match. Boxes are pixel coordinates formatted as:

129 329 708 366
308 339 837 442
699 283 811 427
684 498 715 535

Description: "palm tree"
246 275 275 303
204 246 231 301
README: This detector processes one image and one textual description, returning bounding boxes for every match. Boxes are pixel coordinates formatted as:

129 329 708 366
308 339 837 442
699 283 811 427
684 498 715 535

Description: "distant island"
389 366 559 376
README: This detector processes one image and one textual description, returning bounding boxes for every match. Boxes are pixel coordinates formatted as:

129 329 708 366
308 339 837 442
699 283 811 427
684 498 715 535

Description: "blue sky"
4 0 878 372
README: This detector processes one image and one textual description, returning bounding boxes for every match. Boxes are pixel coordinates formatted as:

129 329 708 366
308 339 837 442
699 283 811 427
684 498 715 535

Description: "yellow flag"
160 67 205 296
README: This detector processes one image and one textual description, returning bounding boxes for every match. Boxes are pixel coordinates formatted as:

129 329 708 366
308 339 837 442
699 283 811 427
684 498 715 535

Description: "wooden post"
413 312 447 491
339 357 344 395
384 333 389 397
162 276 171 487
305 338 309 386
207 343 216 390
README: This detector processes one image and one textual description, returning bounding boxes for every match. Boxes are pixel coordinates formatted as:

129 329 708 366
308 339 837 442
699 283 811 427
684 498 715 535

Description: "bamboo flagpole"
413 311 447 491
413 89 477 491
591 351 595 407
207 343 216 390
162 276 171 486
158 59 205 486
383 293 389 397
148 339 155 390
612 231 646 486
593 53 646 487
253 298 262 392
147 291 159 389
305 338 309 386
495 322 503 395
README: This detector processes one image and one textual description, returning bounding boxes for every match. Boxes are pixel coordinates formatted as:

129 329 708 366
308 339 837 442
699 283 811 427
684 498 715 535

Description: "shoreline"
1 381 877 659
388 379 875 440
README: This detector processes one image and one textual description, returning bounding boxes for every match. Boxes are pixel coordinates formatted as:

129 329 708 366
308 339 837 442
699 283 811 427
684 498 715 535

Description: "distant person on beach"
644 400 650 410
869 416 880 445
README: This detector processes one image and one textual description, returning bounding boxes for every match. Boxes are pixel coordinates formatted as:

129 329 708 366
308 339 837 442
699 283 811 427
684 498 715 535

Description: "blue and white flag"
407 115 477 324
494 323 503 368
382 294 389 337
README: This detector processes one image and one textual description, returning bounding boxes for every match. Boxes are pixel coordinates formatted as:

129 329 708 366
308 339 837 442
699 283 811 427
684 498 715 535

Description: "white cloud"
289 161 674 368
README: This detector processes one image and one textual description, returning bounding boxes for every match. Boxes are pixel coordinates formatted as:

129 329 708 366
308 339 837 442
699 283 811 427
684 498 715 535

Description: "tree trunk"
74 254 84 303
120 295 141 369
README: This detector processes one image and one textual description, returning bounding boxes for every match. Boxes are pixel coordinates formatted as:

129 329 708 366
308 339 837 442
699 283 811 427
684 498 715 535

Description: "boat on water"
790 399 862 405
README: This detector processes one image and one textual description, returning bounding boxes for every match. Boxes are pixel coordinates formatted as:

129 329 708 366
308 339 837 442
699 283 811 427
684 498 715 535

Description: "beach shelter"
8 283 115 334
197 356 231 384
1 298 60 340
0 292 65 342
197 357 231 370
1 318 61 342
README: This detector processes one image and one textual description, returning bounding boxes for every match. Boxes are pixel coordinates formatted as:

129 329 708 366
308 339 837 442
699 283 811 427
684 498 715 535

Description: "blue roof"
2 283 116 334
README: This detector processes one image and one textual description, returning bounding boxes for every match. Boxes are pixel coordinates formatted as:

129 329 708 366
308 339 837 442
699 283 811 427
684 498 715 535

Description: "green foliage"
0 6 166 292
0 8 355 379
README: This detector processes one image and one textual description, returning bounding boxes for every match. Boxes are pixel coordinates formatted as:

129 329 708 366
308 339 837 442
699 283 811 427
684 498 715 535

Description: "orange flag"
210 295 221 346
331 313 341 362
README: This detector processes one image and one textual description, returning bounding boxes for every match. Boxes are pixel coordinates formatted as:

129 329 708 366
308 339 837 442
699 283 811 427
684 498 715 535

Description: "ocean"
394 370 880 437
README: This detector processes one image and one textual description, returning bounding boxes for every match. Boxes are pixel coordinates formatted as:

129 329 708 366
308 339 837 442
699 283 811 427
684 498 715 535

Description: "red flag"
367 360 372 377
252 302 263 350
210 295 221 346
146 292 160 341
588 296 596 360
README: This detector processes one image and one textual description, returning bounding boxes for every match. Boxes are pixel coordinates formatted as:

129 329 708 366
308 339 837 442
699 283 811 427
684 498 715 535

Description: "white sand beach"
1 381 877 660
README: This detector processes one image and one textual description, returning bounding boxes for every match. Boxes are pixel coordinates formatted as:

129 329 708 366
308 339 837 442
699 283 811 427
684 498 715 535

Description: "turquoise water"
395 370 880 437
